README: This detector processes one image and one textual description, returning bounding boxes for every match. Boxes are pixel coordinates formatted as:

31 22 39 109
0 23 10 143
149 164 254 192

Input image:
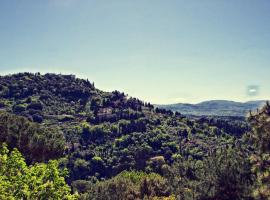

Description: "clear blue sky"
0 0 270 104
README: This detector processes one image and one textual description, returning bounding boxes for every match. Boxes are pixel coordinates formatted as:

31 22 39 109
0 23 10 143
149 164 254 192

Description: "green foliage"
0 73 264 199
13 103 27 112
0 143 78 200
166 146 254 200
77 171 170 200
82 123 111 143
249 103 270 199
92 156 103 162
0 112 65 163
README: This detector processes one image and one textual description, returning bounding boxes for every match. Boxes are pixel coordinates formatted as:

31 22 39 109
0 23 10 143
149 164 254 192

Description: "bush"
13 104 27 113
32 114 43 123
27 101 43 110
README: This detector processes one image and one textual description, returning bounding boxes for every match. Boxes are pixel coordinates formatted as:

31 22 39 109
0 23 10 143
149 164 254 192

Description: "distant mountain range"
157 100 267 117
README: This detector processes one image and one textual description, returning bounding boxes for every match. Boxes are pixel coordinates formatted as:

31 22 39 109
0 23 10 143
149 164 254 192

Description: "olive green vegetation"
0 112 65 163
249 102 270 199
76 171 172 200
0 143 78 200
0 73 268 199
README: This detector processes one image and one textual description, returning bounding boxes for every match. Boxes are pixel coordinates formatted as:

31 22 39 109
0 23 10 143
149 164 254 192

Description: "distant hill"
157 100 267 116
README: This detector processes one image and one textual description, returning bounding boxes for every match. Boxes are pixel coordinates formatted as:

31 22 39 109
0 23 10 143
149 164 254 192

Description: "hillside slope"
157 100 266 116
0 73 251 195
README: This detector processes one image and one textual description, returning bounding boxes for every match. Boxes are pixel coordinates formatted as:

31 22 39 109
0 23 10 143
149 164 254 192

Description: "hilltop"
0 72 248 166
0 72 257 199
157 100 266 117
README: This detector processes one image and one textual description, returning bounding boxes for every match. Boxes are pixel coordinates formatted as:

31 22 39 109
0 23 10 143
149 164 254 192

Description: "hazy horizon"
2 69 269 105
1 1 270 104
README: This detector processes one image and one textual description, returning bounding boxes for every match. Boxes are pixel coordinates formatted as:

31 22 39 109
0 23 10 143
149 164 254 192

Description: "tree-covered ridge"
0 72 268 199
0 73 247 180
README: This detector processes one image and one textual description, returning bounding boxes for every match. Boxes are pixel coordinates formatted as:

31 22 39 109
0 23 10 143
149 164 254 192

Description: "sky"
0 0 270 104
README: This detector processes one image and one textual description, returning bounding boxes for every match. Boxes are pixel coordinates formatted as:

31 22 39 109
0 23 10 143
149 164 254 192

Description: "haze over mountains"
157 100 267 117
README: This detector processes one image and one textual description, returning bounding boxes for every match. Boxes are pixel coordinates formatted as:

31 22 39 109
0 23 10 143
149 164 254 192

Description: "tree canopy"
0 143 78 200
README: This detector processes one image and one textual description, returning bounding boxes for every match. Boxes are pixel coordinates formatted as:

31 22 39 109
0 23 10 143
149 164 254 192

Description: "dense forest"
0 73 269 199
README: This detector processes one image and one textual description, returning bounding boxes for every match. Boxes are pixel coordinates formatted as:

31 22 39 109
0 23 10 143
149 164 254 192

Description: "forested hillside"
0 73 269 199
